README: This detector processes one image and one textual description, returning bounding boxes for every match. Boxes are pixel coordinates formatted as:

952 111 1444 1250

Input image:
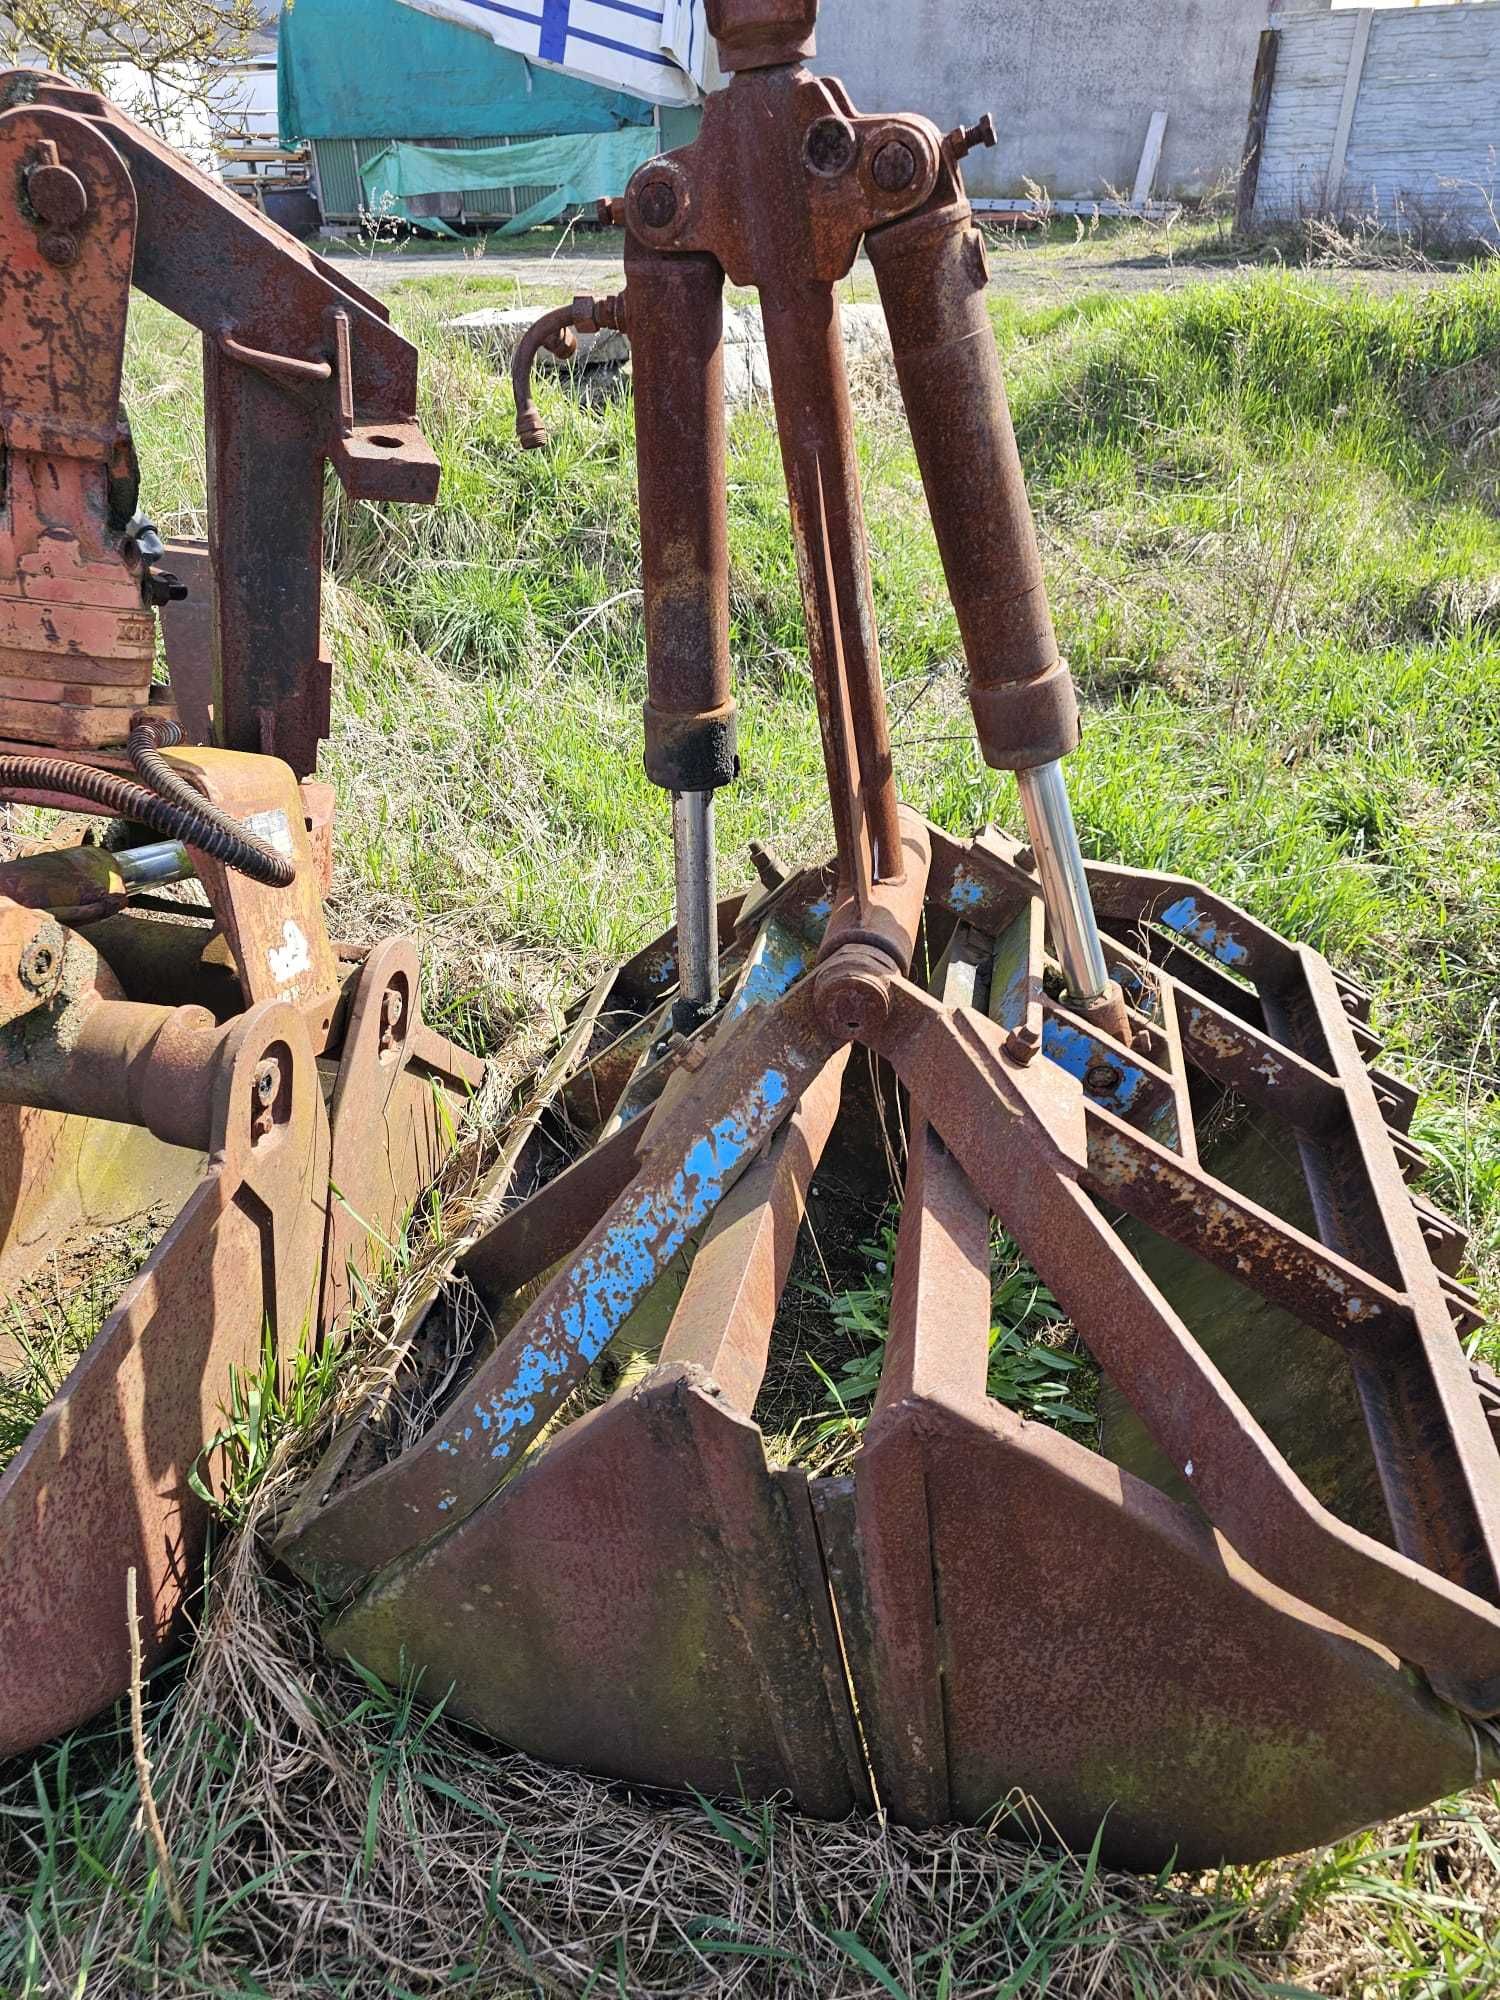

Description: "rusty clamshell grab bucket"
279 0 1500 1869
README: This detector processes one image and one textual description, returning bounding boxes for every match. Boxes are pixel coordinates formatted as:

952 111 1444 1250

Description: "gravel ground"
327 236 1459 304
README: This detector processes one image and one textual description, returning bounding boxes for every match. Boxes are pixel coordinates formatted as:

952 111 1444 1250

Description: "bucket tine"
897 1024 1500 1712
282 976 839 1588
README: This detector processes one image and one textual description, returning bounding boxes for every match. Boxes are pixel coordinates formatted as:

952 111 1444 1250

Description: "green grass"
0 1226 163 1470
1 265 1496 1995
798 1219 1096 1468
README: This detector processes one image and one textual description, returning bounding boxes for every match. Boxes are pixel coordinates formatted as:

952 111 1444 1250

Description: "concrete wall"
813 0 1269 201
1255 4 1500 244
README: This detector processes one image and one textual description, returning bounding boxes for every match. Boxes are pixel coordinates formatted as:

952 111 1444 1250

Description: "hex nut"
18 938 57 994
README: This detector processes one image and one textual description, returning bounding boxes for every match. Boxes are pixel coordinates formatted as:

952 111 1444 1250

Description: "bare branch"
0 0 262 125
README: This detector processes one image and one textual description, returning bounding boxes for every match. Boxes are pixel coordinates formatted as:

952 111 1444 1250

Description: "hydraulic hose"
125 720 295 886
512 293 628 451
0 731 295 889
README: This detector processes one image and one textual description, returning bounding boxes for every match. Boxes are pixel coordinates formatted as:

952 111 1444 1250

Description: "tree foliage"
0 1 262 121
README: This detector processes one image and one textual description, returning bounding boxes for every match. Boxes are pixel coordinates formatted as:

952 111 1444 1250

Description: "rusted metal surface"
0 80 480 1759
0 107 152 751
866 167 1079 772
322 937 485 1330
329 1362 870 1815
626 246 737 794
0 999 330 1754
2 70 437 777
311 806 1500 1859
287 974 838 1590
277 0 1500 1869
322 1060 868 1812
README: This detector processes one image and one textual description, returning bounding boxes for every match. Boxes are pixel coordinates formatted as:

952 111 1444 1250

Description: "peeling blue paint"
1159 896 1250 969
947 870 985 913
425 1067 793 1507
1043 1019 1150 1116
722 923 807 1028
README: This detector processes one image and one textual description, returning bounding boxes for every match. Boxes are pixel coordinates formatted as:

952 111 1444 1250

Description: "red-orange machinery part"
0 75 481 1756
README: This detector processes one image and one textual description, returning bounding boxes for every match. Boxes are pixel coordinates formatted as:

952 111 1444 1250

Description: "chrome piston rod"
672 790 720 1030
1017 760 1112 1009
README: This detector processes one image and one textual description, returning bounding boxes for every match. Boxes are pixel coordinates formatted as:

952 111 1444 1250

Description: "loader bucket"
0 914 481 1759
280 826 1500 1870
0 73 479 1756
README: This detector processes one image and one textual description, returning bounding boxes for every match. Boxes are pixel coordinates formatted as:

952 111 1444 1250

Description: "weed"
802 1219 1096 1465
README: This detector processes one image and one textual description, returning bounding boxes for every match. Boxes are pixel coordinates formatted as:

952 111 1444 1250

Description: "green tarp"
360 129 660 235
278 0 653 144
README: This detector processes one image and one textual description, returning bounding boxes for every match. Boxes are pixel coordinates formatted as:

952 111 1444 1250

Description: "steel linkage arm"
0 69 439 777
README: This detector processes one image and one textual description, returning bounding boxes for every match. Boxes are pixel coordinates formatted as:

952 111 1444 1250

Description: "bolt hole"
805 116 859 177
367 434 404 450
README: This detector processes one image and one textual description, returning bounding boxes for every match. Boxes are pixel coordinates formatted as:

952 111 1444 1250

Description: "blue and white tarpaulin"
395 0 716 108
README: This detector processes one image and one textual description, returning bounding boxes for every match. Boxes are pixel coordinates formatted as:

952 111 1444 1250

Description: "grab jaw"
278 2 1500 1870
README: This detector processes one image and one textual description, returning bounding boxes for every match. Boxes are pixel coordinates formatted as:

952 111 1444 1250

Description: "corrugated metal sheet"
310 134 561 223
1255 7 1500 242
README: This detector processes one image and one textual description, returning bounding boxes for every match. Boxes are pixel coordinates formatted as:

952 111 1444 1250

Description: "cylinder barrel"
867 198 1079 772
626 240 738 795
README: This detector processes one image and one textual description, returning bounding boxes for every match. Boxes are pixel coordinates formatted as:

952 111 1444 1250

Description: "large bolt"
1085 1062 1123 1095
254 1058 282 1107
637 179 680 230
947 115 998 161
1004 1023 1040 1067
27 160 88 228
748 840 789 890
871 141 918 193
38 229 78 267
380 986 407 1051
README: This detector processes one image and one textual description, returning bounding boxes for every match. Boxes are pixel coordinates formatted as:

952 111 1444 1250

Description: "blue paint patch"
1043 1019 1151 1116
1159 896 1251 969
723 925 808 1028
947 871 985 913
428 1067 793 1507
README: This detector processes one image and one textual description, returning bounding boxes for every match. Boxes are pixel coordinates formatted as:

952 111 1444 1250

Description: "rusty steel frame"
274 0 1500 1869
0 79 479 1753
